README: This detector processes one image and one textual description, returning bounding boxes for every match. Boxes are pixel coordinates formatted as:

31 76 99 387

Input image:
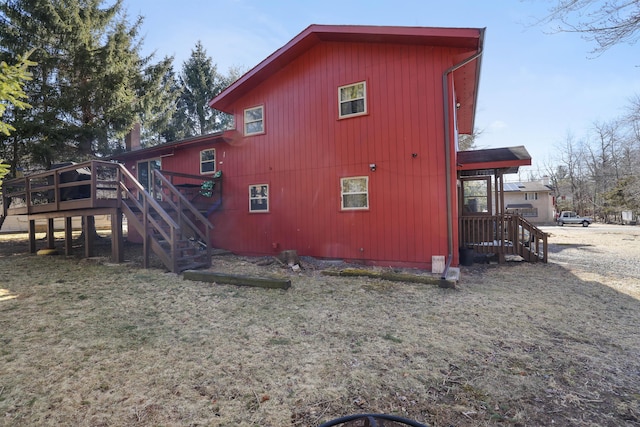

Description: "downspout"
440 30 485 280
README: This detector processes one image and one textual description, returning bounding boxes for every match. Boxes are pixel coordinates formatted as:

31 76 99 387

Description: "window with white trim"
249 184 269 212
525 192 538 201
244 105 264 136
338 81 367 118
341 176 369 210
200 148 216 174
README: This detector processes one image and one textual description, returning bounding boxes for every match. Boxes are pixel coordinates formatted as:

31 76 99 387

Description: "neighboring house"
112 24 537 270
503 178 555 225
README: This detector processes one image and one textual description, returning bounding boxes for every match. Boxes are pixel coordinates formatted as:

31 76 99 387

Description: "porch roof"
109 131 227 163
457 145 531 176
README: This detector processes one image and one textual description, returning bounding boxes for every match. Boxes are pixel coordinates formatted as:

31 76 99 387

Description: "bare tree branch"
534 0 640 54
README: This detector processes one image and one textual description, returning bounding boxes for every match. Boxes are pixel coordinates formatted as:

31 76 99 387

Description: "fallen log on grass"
183 270 291 290
322 268 454 287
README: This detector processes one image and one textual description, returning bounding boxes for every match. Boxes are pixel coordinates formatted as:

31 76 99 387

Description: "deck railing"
459 214 547 262
2 160 122 215
2 160 215 273
160 170 222 216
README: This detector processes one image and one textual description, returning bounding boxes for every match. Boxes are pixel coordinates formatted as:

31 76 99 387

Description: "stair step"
178 253 209 263
178 262 210 272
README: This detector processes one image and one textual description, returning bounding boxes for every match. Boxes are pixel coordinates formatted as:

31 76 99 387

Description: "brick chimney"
125 123 141 151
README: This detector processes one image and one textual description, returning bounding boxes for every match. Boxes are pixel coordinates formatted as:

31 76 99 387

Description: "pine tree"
0 0 176 169
175 41 236 138
0 51 34 137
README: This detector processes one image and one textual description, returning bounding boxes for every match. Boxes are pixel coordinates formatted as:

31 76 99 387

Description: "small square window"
244 105 264 136
200 148 216 174
339 81 367 119
249 184 269 212
341 176 369 210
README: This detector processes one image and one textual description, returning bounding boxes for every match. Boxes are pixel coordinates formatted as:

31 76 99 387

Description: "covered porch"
457 146 547 263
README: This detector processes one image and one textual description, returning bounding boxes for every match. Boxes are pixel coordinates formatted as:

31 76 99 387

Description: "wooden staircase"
118 167 215 273
1 161 219 272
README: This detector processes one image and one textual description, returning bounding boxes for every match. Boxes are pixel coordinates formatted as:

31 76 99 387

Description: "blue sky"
130 0 640 178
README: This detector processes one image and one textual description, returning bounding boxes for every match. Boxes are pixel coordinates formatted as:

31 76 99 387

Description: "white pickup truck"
557 211 593 227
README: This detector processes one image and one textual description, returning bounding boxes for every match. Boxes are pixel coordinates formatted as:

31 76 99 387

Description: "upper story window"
525 192 538 201
341 176 369 210
249 184 269 212
338 81 367 119
200 148 216 174
244 105 264 136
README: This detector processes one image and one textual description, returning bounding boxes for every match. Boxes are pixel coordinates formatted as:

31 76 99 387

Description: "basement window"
249 184 269 212
244 105 264 136
338 81 367 118
341 176 369 210
200 148 216 174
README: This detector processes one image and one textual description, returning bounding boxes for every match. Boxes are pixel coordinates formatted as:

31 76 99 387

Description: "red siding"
198 40 466 268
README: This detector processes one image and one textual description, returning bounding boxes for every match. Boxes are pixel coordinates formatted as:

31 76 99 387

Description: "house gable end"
210 24 484 124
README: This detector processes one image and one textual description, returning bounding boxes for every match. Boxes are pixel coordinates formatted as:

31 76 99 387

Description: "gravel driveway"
541 223 640 282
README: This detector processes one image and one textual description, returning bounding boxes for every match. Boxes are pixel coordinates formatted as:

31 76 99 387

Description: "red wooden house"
115 24 545 270
4 24 545 273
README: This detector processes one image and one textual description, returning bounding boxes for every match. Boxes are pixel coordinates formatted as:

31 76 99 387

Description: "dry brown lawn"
0 225 639 426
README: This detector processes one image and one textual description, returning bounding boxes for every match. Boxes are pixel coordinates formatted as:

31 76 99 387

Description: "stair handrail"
153 169 212 234
459 213 547 263
503 213 547 262
153 169 212 263
117 165 180 230
117 164 181 271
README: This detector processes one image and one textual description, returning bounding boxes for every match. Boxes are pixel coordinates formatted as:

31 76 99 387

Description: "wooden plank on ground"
321 268 442 286
183 270 291 290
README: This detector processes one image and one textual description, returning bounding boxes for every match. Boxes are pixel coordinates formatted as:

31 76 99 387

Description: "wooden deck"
2 161 219 273
3 161 122 216
2 161 125 260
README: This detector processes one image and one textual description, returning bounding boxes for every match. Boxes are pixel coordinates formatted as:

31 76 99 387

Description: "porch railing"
2 160 122 216
160 170 222 216
118 167 213 272
2 161 214 273
459 214 547 262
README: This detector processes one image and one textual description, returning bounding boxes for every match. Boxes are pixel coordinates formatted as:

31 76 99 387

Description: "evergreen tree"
0 0 176 169
181 41 215 135
157 64 191 143
175 41 235 138
128 56 179 149
0 51 34 137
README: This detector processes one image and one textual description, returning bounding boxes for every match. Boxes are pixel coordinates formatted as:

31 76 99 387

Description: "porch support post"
65 216 73 256
28 219 36 253
46 218 55 249
84 215 95 257
498 171 505 215
111 209 124 262
495 170 506 263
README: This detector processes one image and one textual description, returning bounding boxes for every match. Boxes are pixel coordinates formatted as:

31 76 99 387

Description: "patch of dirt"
0 226 639 426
